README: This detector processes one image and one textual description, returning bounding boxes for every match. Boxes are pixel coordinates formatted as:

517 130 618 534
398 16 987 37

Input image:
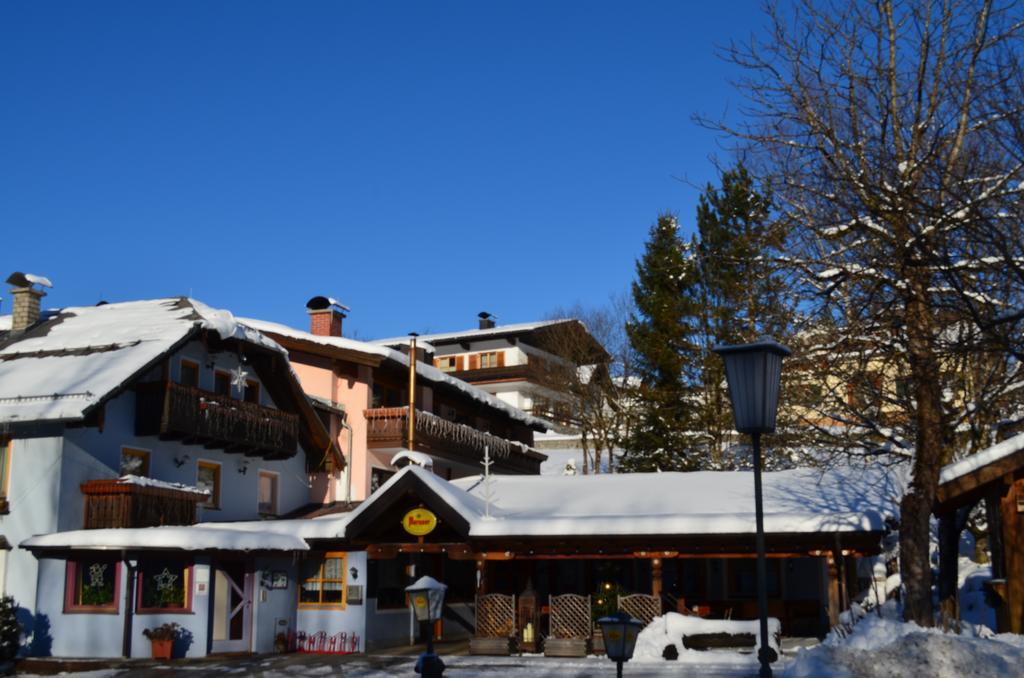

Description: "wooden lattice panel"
618 594 661 627
549 594 592 639
475 593 516 638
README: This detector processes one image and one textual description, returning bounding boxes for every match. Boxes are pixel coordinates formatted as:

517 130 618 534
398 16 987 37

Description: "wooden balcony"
80 478 208 529
364 406 544 474
135 381 299 459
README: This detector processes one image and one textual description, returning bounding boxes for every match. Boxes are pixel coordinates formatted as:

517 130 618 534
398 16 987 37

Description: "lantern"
597 612 643 678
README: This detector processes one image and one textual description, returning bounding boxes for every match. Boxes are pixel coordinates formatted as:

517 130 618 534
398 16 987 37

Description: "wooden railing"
136 381 299 458
364 406 543 474
80 478 207 529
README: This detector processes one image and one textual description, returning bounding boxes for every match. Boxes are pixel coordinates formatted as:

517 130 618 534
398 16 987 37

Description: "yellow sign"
402 508 438 536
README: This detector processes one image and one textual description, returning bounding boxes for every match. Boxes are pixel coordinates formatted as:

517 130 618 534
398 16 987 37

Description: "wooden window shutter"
497 351 505 367
457 355 465 370
433 358 441 368
469 354 480 370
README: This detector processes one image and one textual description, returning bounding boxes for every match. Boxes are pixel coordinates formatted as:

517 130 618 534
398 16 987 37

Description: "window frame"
196 460 221 509
64 558 122 614
0 437 11 506
257 470 279 516
119 447 151 477
479 351 500 369
298 552 348 609
243 379 260 404
213 370 233 397
135 560 193 614
179 358 200 388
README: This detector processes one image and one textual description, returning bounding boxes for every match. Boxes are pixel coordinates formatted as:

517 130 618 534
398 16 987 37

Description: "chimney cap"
306 296 350 314
6 272 52 289
478 311 495 320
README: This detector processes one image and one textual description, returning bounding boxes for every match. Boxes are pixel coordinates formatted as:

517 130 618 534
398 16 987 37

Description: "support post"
937 512 961 630
121 557 136 658
752 432 773 678
408 335 417 450
651 558 663 600
826 554 841 628
1000 478 1024 634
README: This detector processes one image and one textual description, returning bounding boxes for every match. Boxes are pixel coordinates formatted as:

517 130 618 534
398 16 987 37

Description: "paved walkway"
18 639 801 677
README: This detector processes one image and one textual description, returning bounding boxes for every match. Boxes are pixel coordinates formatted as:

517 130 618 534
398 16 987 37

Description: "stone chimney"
478 311 496 330
306 296 349 337
6 272 52 333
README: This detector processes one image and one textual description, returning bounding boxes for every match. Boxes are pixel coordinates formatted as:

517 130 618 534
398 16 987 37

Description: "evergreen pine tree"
622 214 701 471
0 595 21 661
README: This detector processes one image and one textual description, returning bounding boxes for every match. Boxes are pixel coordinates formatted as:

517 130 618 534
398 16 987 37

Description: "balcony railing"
364 406 544 474
136 381 299 459
80 478 208 529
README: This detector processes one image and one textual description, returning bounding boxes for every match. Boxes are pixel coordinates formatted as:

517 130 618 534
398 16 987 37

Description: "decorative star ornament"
153 567 179 591
88 563 108 588
230 365 249 390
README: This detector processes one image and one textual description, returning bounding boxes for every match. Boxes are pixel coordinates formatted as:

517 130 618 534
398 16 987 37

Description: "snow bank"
633 612 780 664
784 611 1024 677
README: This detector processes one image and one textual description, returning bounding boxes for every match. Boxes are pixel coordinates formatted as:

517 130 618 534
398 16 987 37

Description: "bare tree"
704 0 1024 625
537 296 637 474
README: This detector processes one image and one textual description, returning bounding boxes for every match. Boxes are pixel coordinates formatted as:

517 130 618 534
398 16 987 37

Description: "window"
243 379 260 404
179 359 200 388
479 351 500 369
214 370 232 397
435 356 460 373
197 461 221 509
119 447 150 477
65 558 121 613
299 552 347 607
137 560 191 612
258 471 278 515
370 468 395 494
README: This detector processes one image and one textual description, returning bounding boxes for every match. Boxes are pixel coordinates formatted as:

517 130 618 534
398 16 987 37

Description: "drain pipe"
121 554 138 658
342 419 354 504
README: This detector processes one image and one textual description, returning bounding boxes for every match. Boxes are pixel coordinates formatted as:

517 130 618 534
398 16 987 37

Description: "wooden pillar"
987 485 1010 632
1000 478 1024 634
476 559 487 596
937 512 960 629
826 554 841 627
651 557 663 599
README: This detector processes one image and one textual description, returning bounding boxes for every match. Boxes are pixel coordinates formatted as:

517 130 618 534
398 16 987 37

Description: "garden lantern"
713 337 790 678
406 576 447 677
597 612 643 678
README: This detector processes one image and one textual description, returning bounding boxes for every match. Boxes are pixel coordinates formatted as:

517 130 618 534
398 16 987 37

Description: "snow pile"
784 609 1024 677
958 557 996 631
633 612 780 664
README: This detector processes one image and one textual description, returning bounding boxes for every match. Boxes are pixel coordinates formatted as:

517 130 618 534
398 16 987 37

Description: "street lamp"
597 612 643 678
712 337 790 678
406 575 448 677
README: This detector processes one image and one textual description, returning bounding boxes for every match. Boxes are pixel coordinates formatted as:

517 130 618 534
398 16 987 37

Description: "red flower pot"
150 638 173 660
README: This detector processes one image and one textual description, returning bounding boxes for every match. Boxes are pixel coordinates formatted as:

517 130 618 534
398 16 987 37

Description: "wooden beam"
1001 478 1024 634
936 448 1024 512
651 558 663 599
827 555 841 627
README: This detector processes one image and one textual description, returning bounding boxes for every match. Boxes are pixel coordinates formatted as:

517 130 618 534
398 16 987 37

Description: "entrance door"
211 560 253 654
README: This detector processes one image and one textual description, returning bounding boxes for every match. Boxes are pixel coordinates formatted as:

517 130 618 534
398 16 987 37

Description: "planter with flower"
142 622 181 660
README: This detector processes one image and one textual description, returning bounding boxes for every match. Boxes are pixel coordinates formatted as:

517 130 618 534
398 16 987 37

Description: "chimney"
306 296 349 337
478 311 496 330
6 272 52 333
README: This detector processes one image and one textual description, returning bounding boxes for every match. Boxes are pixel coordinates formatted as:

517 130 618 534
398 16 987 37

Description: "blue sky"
1 1 768 339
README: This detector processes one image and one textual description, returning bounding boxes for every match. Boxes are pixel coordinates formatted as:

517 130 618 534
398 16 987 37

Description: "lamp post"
597 612 643 678
406 575 447 677
712 337 790 678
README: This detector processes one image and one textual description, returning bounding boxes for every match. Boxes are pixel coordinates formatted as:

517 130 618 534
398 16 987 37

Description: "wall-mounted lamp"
349 566 359 581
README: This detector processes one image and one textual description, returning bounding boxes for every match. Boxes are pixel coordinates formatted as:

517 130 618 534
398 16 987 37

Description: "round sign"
402 508 438 536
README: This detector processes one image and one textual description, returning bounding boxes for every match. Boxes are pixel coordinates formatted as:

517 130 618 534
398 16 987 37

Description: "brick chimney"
478 311 496 330
306 296 349 337
6 272 52 333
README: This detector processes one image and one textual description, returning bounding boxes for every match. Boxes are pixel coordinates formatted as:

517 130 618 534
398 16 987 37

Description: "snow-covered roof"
0 315 11 331
939 431 1024 485
191 514 351 541
372 319 570 346
344 464 903 539
21 525 308 552
391 450 434 469
0 298 285 424
241 318 548 430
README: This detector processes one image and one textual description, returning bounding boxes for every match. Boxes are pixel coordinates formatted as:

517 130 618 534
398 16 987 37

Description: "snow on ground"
784 606 1024 678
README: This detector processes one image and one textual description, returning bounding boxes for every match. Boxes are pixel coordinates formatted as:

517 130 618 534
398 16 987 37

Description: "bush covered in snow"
784 603 1024 678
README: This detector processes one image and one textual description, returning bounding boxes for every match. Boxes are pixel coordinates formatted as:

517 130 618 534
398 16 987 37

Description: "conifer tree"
0 596 21 661
622 214 700 471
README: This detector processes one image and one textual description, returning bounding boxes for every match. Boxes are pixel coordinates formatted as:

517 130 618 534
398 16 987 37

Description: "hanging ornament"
231 365 249 390
88 563 108 588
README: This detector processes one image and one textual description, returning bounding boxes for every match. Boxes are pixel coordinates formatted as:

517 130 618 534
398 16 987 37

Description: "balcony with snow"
135 381 300 459
364 406 545 475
